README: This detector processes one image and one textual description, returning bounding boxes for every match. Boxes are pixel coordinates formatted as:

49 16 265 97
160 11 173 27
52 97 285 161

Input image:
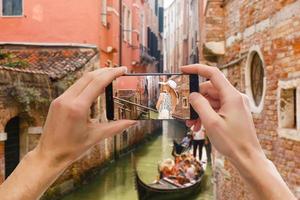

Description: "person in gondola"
159 159 176 179
180 132 192 148
183 159 196 182
156 79 179 119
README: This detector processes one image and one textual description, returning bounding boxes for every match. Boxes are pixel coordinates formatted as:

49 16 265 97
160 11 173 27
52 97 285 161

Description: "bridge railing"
114 97 158 120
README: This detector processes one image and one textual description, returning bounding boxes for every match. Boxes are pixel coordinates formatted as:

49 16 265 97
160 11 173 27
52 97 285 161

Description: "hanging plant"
55 74 78 95
3 85 52 115
0 51 29 68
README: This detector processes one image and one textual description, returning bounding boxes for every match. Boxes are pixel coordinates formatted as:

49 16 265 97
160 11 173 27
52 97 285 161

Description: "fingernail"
120 66 128 73
189 92 199 103
129 120 138 126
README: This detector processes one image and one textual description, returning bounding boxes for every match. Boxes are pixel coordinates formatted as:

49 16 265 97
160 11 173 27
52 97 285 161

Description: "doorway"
4 116 20 179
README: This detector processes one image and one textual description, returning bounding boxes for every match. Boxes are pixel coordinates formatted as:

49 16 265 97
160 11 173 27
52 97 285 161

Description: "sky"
164 0 174 8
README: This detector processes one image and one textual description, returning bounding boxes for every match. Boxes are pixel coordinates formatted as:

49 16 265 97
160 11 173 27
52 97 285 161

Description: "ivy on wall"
3 84 52 124
55 74 78 95
0 51 29 68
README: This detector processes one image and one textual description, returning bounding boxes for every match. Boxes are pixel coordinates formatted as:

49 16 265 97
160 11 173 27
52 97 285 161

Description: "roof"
0 44 98 80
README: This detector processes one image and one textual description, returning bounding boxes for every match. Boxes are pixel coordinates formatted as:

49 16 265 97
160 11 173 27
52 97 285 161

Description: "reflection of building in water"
169 75 190 119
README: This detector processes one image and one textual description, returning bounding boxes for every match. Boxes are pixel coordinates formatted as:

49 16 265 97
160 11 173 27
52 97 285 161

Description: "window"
280 88 297 129
122 5 132 44
101 0 107 26
2 0 22 16
182 97 189 108
245 46 266 113
122 5 126 40
250 52 264 106
140 13 146 46
278 78 300 141
126 9 132 44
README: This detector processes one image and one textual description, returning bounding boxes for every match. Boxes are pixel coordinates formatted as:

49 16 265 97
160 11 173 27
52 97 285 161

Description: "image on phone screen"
106 74 199 120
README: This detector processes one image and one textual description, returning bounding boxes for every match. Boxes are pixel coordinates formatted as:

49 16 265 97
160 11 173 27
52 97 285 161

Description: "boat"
134 169 205 200
172 140 191 155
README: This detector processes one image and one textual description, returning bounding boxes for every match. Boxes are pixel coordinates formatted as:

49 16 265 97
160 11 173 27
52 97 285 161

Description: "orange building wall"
99 0 120 67
0 0 101 45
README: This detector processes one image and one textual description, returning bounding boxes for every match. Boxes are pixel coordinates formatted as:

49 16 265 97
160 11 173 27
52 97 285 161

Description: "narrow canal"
61 121 213 200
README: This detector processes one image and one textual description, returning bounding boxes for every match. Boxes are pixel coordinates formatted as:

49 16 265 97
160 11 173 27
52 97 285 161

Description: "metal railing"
114 97 158 119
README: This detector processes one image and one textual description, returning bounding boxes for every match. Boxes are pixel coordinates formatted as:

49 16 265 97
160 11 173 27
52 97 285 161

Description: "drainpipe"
113 0 123 160
119 0 123 66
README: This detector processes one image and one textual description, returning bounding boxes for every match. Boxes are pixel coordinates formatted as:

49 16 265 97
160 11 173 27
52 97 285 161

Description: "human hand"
204 139 209 145
35 67 136 168
181 64 296 200
181 64 263 162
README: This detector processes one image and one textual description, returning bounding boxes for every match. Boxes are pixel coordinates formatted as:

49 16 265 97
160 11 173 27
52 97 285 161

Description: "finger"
77 67 127 107
200 81 220 100
180 64 237 97
89 120 137 144
206 97 221 109
189 92 224 130
62 68 111 98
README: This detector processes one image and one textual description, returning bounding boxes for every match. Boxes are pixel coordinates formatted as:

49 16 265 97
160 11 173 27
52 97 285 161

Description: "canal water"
61 121 213 200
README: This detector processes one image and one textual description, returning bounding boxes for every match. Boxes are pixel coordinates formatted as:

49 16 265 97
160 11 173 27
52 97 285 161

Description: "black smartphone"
106 73 199 120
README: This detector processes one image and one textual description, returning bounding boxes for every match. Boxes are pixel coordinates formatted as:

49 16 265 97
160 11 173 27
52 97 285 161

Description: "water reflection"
61 121 213 200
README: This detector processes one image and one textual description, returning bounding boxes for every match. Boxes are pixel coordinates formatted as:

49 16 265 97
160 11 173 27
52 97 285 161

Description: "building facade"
0 0 101 45
0 0 163 198
163 0 200 73
199 0 300 199
99 0 164 73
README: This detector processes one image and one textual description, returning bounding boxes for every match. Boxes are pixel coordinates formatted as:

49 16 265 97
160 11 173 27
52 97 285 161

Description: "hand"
36 67 136 167
181 64 296 200
204 139 209 145
0 67 137 200
182 64 262 162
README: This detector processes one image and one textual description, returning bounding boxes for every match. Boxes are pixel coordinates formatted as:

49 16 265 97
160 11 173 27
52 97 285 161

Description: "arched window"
250 52 265 106
245 46 266 113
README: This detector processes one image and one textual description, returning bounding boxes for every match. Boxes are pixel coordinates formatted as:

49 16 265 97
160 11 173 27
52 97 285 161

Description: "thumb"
89 120 137 144
189 92 222 130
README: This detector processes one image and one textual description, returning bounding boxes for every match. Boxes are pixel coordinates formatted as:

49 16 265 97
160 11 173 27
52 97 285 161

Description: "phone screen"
106 74 199 120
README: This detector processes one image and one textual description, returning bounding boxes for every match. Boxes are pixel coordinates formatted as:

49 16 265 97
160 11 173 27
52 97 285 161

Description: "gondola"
134 169 205 200
172 140 191 155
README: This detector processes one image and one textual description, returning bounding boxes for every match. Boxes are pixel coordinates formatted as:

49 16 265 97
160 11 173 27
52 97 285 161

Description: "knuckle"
65 104 83 118
211 67 220 75
51 97 64 109
232 92 244 104
207 118 220 129
85 71 95 80
242 93 251 109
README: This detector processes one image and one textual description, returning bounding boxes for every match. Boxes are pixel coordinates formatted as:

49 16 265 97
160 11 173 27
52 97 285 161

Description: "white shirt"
192 126 205 140
185 167 195 181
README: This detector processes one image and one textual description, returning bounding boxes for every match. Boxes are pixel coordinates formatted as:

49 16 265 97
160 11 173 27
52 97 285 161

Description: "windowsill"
278 128 300 141
1 14 24 18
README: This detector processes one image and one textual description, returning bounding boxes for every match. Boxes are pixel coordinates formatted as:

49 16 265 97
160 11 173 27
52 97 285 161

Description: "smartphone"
106 73 199 120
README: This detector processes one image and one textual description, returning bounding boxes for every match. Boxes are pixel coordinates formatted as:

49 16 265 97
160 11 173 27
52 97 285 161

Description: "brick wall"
201 0 300 199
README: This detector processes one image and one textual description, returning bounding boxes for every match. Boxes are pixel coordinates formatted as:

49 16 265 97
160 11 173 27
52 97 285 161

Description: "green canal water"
61 121 213 200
